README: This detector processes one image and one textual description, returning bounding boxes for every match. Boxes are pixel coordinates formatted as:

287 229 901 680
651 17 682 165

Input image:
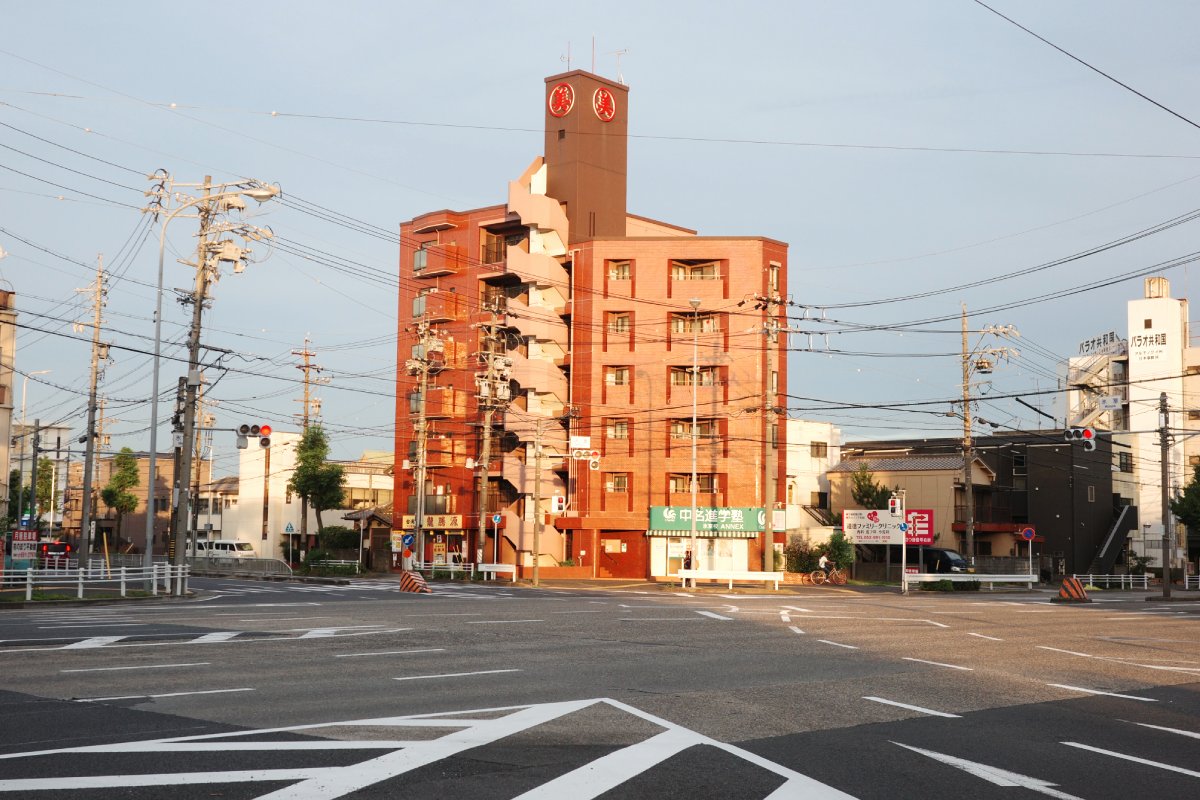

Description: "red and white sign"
905 566 919 575
593 87 616 121
11 529 37 561
905 509 935 545
548 83 575 117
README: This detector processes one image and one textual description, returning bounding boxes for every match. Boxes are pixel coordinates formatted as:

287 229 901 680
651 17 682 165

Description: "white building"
783 419 841 544
218 431 393 560
1064 276 1194 571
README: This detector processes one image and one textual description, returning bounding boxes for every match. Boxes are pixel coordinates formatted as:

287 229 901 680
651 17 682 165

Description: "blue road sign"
898 523 909 532
492 514 501 524
1021 527 1036 541
402 533 415 547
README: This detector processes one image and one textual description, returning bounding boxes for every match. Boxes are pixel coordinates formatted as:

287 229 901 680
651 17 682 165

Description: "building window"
1189 410 1200 421
810 442 828 458
770 423 779 448
608 260 632 280
1013 452 1027 476
154 497 169 512
671 312 717 334
670 419 716 439
606 419 629 439
670 366 717 386
670 259 721 281
1087 485 1096 503
1144 318 1152 329
482 231 505 264
811 491 829 509
285 489 293 505
605 366 630 386
670 473 716 493
604 473 628 493
769 263 780 294
1189 454 1200 467
413 242 430 272
607 312 631 334
1118 452 1133 472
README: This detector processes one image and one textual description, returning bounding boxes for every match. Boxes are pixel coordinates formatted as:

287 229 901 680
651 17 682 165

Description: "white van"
196 539 257 559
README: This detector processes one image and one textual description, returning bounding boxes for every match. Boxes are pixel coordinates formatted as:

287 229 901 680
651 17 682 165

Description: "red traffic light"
260 425 272 437
1080 428 1094 440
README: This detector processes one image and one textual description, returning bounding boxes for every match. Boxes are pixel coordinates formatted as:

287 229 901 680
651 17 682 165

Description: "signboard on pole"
844 509 935 545
905 509 935 545
11 529 37 561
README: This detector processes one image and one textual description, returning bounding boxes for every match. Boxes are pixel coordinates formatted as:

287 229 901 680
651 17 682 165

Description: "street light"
17 370 50 527
689 298 701 581
144 178 279 581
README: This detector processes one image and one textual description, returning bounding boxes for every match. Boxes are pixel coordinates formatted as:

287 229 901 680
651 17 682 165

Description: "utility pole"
533 416 545 587
961 304 975 570
752 293 784 573
1159 392 1173 599
474 306 511 565
79 255 107 561
29 420 39 537
293 338 325 552
405 319 442 569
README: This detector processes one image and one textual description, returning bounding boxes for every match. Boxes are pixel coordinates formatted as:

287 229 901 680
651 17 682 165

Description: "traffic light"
550 495 566 513
1064 427 1096 452
888 496 901 516
237 423 272 449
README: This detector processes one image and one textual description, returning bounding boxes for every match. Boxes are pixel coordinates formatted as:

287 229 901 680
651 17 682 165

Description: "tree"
35 457 57 517
100 447 139 540
850 464 894 509
6 469 21 529
288 426 345 533
1170 463 1200 553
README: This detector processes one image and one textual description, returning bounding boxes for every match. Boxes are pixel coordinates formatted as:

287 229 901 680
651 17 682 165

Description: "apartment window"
604 473 628 493
608 260 632 280
671 312 718 334
413 242 430 272
670 259 721 281
605 366 630 386
670 473 716 493
810 442 828 458
285 489 293 505
670 419 716 439
154 497 169 512
1087 485 1096 503
1189 455 1200 467
1119 451 1133 472
768 264 780 294
1144 318 1152 329
1013 452 1027 476
810 491 829 509
224 497 237 509
670 366 717 386
1189 410 1200 421
606 419 629 439
1187 366 1200 376
607 312 631 334
482 230 505 264
770 370 779 395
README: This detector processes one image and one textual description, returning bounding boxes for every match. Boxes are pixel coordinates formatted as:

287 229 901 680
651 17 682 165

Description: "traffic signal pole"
1159 392 1173 599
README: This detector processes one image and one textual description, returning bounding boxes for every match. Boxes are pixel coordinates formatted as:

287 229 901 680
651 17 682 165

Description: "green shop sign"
649 506 766 532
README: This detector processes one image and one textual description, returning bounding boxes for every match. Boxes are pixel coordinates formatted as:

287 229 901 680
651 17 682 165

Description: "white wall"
784 419 841 542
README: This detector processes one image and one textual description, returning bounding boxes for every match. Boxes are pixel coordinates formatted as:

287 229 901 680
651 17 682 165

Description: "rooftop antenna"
591 35 596 73
561 42 572 71
606 48 629 84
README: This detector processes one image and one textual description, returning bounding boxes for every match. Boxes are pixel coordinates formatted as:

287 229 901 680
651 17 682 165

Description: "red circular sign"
593 87 616 122
548 83 575 117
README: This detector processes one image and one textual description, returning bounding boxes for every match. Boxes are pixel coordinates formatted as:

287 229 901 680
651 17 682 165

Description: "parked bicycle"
809 566 847 585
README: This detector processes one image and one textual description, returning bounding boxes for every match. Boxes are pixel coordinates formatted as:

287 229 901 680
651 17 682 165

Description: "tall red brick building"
394 71 788 579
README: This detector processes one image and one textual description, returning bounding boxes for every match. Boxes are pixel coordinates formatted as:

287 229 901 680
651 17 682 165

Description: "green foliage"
288 426 346 532
1128 553 1152 575
783 538 819 573
34 458 57 515
850 464 894 510
1170 464 1200 533
318 525 359 550
302 548 331 566
6 469 20 528
826 530 854 569
101 447 139 537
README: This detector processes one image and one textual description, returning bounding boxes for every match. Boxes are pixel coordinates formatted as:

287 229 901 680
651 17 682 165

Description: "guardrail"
1072 573 1149 590
1186 575 1199 590
184 556 293 578
4 564 188 600
903 572 1036 591
678 569 784 590
309 559 360 573
410 561 516 581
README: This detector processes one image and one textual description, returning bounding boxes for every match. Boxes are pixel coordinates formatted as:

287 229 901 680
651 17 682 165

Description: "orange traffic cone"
1051 576 1090 603
399 571 432 594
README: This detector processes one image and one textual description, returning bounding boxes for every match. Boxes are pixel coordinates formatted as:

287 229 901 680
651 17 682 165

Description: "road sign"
898 523 909 532
1021 526 1036 541
284 522 295 533
492 514 501 524
402 533 415 547
11 529 37 561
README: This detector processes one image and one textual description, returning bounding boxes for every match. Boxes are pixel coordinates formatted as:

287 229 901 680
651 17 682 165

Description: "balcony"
667 492 727 509
420 387 468 420
413 243 466 278
426 437 466 468
413 291 465 323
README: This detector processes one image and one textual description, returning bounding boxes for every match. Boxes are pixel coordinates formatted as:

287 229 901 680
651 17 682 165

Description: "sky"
3 1 1200 477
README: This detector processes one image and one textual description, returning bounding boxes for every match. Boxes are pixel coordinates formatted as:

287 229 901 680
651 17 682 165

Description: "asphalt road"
0 577 1197 798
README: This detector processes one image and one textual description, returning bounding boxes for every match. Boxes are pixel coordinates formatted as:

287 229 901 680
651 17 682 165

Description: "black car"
906 546 970 573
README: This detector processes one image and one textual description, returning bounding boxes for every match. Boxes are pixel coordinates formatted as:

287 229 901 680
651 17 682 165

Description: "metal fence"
3 563 188 600
185 556 293 577
1072 573 1149 590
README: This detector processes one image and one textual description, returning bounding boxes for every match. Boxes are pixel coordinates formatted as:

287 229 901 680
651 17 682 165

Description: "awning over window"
646 530 758 539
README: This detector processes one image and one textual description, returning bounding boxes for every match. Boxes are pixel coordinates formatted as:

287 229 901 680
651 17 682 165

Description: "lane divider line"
1046 684 1156 702
903 657 973 671
863 696 961 718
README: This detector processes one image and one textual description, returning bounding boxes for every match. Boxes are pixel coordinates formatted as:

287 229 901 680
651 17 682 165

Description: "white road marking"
788 626 805 635
967 633 1003 641
61 662 209 673
781 606 813 613
780 612 791 622
393 669 520 681
864 697 960 718
1036 646 1096 658
694 610 732 620
903 657 973 671
335 649 445 658
1046 684 1156 701
77 688 255 702
1136 722 1200 740
552 610 605 614
620 617 710 621
895 742 1085 799
63 636 127 649
39 623 147 629
191 632 242 643
466 619 544 624
817 640 858 649
1062 742 1200 777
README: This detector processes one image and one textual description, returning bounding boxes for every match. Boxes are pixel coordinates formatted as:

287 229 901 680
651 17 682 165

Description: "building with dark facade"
393 71 788 579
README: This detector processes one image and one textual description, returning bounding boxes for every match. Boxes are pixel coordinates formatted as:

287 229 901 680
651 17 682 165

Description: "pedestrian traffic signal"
550 495 566 514
1064 427 1096 451
888 496 901 516
237 423 272 449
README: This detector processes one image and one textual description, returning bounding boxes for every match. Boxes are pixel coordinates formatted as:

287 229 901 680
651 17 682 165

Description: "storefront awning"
647 530 759 539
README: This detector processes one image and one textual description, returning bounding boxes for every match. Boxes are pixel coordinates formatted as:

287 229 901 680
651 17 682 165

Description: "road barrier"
1053 576 1091 603
5 564 188 600
902 572 1036 591
1071 573 1149 590
399 571 431 593
678 569 784 590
